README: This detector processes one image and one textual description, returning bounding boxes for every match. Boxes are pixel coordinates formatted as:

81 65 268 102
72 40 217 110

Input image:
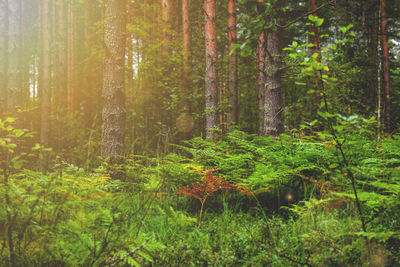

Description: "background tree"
7 0 22 111
101 0 127 168
228 0 238 127
204 0 218 140
0 0 8 116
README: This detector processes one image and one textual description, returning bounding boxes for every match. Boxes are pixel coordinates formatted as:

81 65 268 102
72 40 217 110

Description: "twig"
277 1 335 29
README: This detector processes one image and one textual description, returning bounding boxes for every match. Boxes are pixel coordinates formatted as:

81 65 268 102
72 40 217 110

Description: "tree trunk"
84 0 94 123
40 0 51 147
7 0 22 111
0 0 8 115
204 0 218 140
380 0 391 134
182 0 191 113
161 0 170 53
228 0 238 127
102 0 127 168
55 0 67 109
256 1 283 137
67 0 75 112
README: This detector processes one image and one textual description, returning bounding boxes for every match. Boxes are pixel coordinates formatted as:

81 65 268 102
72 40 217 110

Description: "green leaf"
316 18 324 27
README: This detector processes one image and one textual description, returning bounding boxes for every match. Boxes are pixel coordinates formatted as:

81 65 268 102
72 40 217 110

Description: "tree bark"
55 0 67 109
182 0 191 113
7 0 22 111
380 0 391 134
257 30 283 137
67 0 75 112
256 0 283 137
102 0 127 167
228 0 238 127
40 0 51 147
161 0 170 53
0 0 8 115
204 0 218 140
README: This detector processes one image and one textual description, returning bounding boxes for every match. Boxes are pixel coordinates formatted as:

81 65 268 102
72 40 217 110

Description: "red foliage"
177 169 252 201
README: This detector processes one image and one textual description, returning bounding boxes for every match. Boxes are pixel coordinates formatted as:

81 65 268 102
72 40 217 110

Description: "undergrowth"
1 117 400 266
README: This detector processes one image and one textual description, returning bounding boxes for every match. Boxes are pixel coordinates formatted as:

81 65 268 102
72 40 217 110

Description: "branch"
277 1 335 29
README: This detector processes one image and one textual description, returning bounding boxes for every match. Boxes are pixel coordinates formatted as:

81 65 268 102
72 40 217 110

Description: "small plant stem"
319 69 367 233
198 197 207 227
3 168 15 267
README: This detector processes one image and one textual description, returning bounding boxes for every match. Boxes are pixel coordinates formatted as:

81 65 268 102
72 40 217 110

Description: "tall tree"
0 0 8 115
102 0 127 167
7 0 22 111
55 0 67 109
40 0 51 147
161 0 170 52
228 0 238 127
380 0 391 134
257 0 283 137
204 0 218 140
67 0 75 112
182 0 191 113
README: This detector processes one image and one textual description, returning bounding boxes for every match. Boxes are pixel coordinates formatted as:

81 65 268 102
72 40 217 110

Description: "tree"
0 0 8 115
67 0 75 112
161 0 170 52
40 0 51 147
7 0 22 111
380 0 391 134
182 0 191 113
102 0 127 168
204 0 218 140
256 0 283 137
54 0 67 109
228 0 238 127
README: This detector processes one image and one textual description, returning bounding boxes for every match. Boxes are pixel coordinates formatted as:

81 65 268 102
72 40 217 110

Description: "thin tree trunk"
102 0 127 169
55 0 67 109
0 0 8 115
84 0 94 123
40 0 51 147
67 0 75 112
182 0 191 113
228 0 238 127
7 0 22 111
380 0 391 134
204 0 218 140
161 0 170 53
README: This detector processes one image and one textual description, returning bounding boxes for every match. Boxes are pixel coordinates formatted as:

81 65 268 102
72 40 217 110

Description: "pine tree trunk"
67 0 75 112
40 0 51 147
102 0 127 168
182 0 191 113
380 0 391 134
258 31 283 137
256 1 283 137
204 0 218 140
0 0 8 115
55 0 67 109
7 0 22 111
84 0 94 123
161 0 170 53
228 0 238 127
